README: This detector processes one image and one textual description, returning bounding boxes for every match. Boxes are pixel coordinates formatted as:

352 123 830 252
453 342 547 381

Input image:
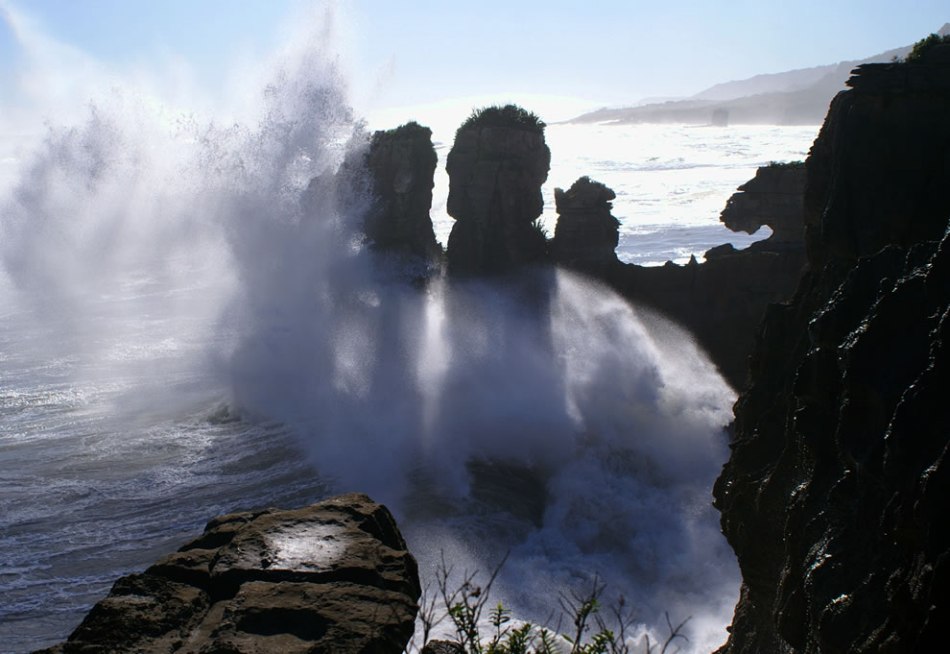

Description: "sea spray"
0 9 739 652
226 142 741 647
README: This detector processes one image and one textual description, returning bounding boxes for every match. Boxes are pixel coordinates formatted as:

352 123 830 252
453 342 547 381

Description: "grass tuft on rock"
372 121 433 146
765 160 804 170
458 105 546 135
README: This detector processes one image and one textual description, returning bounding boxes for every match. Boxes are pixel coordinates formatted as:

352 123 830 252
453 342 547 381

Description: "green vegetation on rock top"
372 121 432 146
458 105 546 135
765 160 805 169
906 32 950 62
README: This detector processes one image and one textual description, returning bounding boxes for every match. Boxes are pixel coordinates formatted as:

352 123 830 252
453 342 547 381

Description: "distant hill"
570 24 950 126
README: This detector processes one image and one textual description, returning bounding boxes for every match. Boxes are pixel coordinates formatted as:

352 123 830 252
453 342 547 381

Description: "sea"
0 53 819 653
439 121 817 266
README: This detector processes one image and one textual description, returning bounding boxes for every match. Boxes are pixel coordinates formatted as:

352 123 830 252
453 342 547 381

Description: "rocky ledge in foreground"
38 493 420 654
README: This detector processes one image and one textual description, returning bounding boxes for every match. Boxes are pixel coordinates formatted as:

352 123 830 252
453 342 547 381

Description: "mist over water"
0 13 741 653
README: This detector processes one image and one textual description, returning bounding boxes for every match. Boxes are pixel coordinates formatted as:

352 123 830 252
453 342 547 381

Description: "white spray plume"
0 4 740 650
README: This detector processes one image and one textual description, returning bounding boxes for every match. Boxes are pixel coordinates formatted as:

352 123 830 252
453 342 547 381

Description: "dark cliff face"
445 108 551 276
363 122 442 262
714 49 950 654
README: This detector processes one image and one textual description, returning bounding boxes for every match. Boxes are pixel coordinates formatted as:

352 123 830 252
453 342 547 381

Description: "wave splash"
0 10 739 651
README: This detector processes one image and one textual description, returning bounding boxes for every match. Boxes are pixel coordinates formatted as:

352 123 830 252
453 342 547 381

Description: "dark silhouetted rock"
603 163 807 390
38 494 419 654
551 176 620 276
720 162 806 247
714 52 950 654
445 105 551 275
363 122 441 262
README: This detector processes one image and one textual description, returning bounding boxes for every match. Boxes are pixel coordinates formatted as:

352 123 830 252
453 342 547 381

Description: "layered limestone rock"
719 161 806 248
445 106 551 275
714 49 950 653
363 122 441 262
38 494 419 654
550 176 620 276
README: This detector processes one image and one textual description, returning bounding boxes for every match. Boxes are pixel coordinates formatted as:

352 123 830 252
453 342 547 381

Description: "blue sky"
1 0 947 126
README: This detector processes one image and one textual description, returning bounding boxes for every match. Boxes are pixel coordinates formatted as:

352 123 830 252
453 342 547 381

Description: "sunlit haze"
1 0 947 129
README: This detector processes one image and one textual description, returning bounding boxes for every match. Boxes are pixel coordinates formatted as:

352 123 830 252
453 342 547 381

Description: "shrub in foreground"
409 555 691 654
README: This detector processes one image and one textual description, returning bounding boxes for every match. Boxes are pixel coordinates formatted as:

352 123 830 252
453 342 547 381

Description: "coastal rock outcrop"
550 176 620 277
719 162 806 248
38 493 419 654
714 47 950 653
596 163 807 390
363 122 442 262
445 105 551 275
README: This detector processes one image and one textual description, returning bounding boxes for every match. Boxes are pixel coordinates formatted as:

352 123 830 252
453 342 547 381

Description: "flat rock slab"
38 493 420 654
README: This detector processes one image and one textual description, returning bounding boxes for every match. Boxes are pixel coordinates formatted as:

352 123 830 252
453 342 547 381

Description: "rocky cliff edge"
37 493 420 654
714 45 950 654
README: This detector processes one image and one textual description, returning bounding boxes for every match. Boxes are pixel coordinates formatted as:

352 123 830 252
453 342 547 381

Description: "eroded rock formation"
364 112 806 392
445 106 551 275
580 163 809 390
714 48 950 653
720 162 806 247
38 494 419 654
363 122 441 262
550 176 620 277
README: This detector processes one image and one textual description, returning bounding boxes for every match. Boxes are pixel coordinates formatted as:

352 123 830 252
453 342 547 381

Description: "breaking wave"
0 5 739 651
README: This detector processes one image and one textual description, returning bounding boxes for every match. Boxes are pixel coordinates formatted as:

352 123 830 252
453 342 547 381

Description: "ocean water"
0 32 820 654
428 121 817 265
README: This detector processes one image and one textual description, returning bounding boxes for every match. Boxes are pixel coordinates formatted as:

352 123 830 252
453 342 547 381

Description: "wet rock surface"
714 51 950 654
37 493 419 654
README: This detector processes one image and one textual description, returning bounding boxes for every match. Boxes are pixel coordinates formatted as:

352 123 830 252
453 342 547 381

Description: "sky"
0 0 948 130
